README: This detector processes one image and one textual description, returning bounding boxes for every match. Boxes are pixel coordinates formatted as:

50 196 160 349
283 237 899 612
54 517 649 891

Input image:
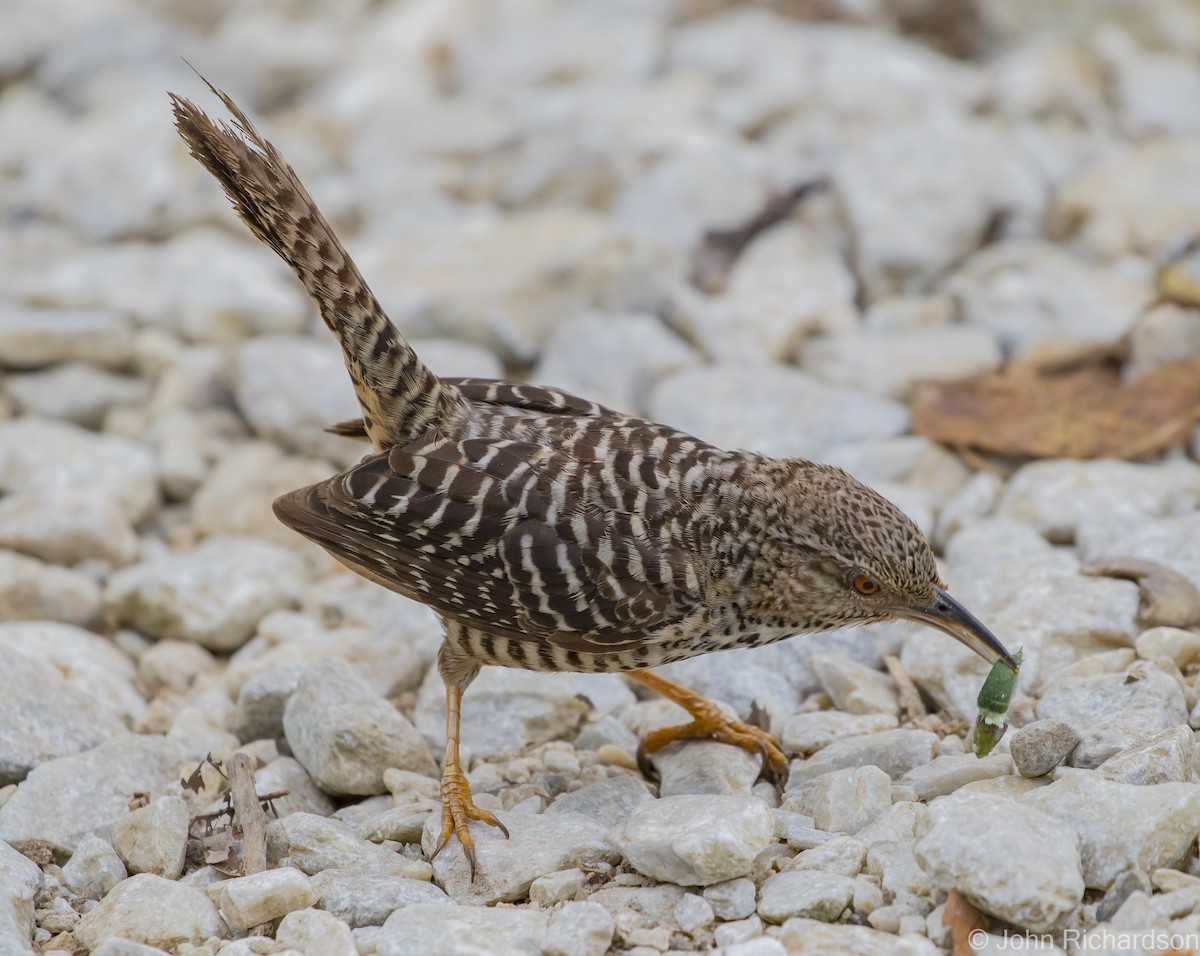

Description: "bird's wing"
274 433 708 654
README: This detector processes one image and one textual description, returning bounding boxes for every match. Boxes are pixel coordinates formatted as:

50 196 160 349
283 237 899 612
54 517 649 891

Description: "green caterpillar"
972 649 1022 758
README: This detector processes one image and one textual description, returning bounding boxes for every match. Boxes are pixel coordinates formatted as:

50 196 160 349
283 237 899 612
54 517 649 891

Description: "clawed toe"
430 769 509 881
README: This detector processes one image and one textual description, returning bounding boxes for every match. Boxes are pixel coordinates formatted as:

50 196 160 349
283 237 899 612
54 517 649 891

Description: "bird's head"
745 459 1016 670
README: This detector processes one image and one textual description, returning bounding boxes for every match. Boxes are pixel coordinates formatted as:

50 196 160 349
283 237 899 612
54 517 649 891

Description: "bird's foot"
636 701 790 793
429 767 509 880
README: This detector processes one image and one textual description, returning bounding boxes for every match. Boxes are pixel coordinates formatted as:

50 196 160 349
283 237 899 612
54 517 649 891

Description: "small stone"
649 365 907 462
609 794 775 887
233 335 363 468
190 442 335 553
722 940 788 956
0 490 139 567
529 867 585 905
546 774 655 828
674 222 856 363
0 839 41 947
648 738 762 798
801 324 1001 401
267 813 427 879
757 870 855 924
1150 884 1200 920
575 715 640 755
375 902 548 956
703 877 757 922
1136 627 1200 668
110 796 188 880
542 901 615 956
839 111 1038 300
283 659 437 796
361 210 669 362
914 791 1083 932
1022 771 1200 889
787 729 937 787
0 549 101 628
778 916 941 955
216 867 320 930
73 874 229 951
1056 139 1200 259
1036 665 1188 768
789 766 891 834
1096 725 1194 784
139 640 219 696
808 654 898 716
852 876 884 916
0 307 136 369
355 804 436 846
0 418 157 522
857 802 928 846
900 753 1014 801
1010 720 1081 778
276 908 356 956
108 535 310 652
88 938 173 956
772 809 816 845
0 735 188 857
781 712 899 756
787 835 867 879
951 241 1152 357
423 810 618 905
674 892 714 933
713 914 763 948
63 836 127 900
311 868 450 928
0 623 140 733
533 310 700 415
1096 869 1153 923
0 645 126 786
5 362 149 428
865 841 933 902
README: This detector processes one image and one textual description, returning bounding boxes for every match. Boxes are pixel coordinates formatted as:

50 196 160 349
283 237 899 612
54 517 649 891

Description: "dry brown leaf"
202 827 233 866
944 888 988 956
911 354 1200 461
1082 557 1200 628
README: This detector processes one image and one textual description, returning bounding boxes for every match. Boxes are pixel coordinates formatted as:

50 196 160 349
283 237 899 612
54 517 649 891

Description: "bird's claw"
637 712 790 796
429 768 508 881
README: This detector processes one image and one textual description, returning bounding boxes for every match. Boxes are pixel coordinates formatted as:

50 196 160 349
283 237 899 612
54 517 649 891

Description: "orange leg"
428 681 509 879
627 669 790 790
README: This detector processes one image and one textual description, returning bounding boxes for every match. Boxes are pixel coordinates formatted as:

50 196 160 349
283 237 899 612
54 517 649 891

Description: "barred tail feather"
170 78 464 448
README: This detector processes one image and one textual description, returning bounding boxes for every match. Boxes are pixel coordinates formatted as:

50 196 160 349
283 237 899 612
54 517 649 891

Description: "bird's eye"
853 575 880 595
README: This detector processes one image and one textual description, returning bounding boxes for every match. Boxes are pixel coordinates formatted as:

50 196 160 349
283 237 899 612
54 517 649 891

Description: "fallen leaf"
944 888 987 956
202 827 233 866
1082 557 1200 629
912 352 1200 461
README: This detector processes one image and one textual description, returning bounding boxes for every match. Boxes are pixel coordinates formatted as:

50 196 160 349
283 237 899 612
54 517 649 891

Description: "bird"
171 80 1016 878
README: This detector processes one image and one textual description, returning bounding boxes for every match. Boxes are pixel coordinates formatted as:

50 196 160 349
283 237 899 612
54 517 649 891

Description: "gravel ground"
4 1 1200 954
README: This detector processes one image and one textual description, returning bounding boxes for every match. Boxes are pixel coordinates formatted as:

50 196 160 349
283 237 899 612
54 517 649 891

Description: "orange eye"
853 575 880 595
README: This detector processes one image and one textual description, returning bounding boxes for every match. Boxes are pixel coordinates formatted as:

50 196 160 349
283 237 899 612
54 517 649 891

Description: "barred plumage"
173 82 1015 876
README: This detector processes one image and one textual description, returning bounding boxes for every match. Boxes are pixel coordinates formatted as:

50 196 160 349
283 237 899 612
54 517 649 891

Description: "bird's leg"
626 669 790 790
429 679 509 879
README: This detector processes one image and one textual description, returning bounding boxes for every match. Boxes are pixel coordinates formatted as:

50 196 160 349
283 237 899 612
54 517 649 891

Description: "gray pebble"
1010 720 1081 778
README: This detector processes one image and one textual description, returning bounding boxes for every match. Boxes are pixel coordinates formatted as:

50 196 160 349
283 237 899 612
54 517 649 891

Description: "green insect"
972 649 1022 758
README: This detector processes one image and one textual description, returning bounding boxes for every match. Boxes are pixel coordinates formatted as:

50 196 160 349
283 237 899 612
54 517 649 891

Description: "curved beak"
897 586 1018 671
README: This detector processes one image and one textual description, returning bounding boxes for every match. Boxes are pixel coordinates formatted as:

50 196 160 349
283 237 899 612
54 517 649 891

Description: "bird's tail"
171 79 465 449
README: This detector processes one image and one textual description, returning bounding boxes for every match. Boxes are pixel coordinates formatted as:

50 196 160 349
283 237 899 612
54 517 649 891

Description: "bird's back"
275 375 762 669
